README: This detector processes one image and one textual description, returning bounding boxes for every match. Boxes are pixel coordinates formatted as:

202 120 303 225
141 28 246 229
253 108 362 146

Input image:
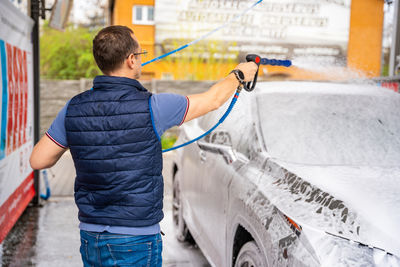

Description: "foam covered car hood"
260 160 400 256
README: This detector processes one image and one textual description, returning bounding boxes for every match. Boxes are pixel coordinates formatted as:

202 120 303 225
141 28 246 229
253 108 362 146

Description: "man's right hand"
234 62 258 82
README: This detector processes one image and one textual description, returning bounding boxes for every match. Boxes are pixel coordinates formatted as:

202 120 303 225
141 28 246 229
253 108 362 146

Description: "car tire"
234 241 265 267
172 171 193 243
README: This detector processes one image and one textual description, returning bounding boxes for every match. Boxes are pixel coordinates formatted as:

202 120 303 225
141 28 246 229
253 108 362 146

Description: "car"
171 81 400 267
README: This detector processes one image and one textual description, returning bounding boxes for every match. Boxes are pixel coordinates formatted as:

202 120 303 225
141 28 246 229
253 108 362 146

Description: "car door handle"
199 150 207 163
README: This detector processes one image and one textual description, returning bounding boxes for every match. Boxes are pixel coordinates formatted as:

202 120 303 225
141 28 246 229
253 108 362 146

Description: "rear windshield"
258 90 400 166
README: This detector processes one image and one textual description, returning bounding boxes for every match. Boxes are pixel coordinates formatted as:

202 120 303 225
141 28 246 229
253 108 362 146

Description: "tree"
40 21 101 79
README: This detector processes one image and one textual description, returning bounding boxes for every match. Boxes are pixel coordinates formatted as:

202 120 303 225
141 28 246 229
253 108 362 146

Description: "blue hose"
162 91 239 153
136 0 292 153
141 0 264 67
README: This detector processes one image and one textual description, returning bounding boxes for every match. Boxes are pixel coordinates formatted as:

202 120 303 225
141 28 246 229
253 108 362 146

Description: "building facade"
108 0 385 81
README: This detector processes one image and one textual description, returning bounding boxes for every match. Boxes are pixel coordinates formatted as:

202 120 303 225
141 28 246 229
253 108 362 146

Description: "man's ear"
127 54 135 69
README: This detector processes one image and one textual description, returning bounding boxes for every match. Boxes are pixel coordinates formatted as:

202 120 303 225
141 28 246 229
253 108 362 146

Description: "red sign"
6 43 29 155
0 173 35 243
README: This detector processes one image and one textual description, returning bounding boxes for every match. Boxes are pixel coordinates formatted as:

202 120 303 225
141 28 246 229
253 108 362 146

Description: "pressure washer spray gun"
244 54 261 92
162 54 292 153
243 54 292 92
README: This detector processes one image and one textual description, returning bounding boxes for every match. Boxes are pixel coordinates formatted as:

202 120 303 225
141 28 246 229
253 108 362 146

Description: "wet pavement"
1 151 210 267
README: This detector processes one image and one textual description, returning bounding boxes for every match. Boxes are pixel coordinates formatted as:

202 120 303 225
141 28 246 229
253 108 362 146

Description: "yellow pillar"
347 0 384 77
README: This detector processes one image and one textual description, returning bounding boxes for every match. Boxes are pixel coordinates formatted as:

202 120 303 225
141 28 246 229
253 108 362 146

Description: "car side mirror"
204 130 232 146
197 130 237 164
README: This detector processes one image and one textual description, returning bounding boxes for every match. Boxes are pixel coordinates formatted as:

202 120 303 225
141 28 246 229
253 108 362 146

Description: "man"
30 25 257 266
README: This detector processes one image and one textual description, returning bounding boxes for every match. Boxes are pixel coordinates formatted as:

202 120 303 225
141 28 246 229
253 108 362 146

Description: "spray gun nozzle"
261 58 292 67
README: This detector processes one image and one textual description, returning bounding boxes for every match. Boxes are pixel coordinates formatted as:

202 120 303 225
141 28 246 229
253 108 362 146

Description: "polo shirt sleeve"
150 93 189 138
45 101 70 149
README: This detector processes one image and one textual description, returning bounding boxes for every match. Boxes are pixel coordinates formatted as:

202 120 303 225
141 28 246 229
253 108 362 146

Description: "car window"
218 92 256 157
236 122 263 160
199 111 217 130
199 92 259 159
257 87 400 166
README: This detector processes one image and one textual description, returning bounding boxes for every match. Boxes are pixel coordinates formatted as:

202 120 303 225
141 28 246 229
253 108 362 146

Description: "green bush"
161 134 177 150
40 22 102 79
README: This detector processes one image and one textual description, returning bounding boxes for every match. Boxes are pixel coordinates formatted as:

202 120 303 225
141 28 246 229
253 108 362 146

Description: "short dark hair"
93 25 139 74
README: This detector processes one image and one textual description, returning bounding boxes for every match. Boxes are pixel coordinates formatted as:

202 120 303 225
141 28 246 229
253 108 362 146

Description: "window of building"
132 5 154 25
147 7 154 21
135 6 142 21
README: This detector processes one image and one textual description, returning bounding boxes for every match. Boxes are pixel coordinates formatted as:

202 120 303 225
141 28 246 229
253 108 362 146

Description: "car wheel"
172 171 193 243
234 241 265 267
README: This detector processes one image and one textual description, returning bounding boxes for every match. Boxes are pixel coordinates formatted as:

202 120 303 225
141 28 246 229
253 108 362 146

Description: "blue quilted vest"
65 75 164 227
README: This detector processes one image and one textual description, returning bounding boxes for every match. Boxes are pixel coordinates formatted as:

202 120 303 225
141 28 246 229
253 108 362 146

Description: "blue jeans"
80 230 162 267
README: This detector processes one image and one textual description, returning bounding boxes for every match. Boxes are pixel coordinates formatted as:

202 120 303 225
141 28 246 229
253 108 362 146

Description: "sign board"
49 0 73 30
155 0 351 66
0 0 35 244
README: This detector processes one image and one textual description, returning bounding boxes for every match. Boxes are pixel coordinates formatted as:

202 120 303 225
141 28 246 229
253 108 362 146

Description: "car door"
179 110 227 262
195 129 237 265
192 94 255 265
178 119 207 236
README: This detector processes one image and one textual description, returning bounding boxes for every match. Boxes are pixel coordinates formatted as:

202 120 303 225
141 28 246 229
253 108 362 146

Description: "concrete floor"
1 151 210 267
